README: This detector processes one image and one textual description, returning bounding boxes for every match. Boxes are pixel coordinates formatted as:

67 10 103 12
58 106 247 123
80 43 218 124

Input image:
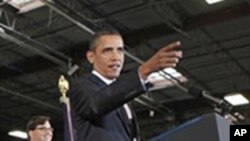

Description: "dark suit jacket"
69 69 146 141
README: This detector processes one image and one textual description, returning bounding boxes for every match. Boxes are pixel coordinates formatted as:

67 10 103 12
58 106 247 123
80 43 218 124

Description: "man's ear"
86 51 95 64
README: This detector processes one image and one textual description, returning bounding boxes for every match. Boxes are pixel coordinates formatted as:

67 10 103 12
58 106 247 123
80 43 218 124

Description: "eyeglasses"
35 127 54 132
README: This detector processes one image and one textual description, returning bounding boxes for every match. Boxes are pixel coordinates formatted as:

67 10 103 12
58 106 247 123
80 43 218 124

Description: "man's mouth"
108 64 120 69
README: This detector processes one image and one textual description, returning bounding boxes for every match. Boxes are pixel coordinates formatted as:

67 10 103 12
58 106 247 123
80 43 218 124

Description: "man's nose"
45 130 53 135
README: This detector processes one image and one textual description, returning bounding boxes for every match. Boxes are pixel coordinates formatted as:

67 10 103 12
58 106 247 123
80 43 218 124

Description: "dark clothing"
69 70 146 141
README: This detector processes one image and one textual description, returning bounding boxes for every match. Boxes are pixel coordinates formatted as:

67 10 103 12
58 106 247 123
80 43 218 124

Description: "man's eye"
118 48 125 53
103 48 112 53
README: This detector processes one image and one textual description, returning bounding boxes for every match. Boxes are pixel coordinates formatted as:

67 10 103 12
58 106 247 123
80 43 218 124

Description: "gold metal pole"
58 75 75 141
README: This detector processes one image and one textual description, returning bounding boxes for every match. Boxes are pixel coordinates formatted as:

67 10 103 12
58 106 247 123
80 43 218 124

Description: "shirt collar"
92 70 115 85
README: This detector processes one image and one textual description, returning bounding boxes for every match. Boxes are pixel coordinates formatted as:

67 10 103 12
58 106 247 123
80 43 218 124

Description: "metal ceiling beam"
40 0 95 35
0 31 66 67
185 2 250 28
0 86 61 111
40 0 168 72
0 23 71 67
142 2 250 93
0 9 76 52
124 2 250 46
201 28 250 78
0 55 59 80
0 7 72 68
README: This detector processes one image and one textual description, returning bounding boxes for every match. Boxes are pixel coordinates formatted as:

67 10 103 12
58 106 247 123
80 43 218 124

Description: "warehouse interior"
1 0 250 140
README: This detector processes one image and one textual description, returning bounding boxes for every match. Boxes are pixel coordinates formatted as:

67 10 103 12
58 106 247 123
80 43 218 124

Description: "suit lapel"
87 73 133 139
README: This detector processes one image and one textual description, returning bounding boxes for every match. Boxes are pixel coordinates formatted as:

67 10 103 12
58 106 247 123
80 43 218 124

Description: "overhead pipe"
40 0 95 35
0 22 72 67
0 86 61 111
0 25 68 67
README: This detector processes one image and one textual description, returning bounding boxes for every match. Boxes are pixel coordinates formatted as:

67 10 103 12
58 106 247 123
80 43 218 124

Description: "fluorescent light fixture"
224 93 249 106
8 130 28 139
0 27 5 33
149 110 155 117
148 68 182 81
147 68 187 91
205 0 224 4
4 0 50 13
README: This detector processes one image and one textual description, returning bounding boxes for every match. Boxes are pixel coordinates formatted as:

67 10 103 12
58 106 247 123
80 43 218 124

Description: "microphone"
188 86 247 123
188 86 224 106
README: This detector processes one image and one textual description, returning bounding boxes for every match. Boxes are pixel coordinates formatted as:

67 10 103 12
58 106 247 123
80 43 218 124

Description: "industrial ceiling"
1 0 250 140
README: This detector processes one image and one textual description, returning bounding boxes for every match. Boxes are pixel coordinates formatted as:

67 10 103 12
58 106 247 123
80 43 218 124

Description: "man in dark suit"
69 28 182 141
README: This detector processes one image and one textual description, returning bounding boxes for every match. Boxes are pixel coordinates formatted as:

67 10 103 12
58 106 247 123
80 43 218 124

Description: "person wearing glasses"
26 116 53 141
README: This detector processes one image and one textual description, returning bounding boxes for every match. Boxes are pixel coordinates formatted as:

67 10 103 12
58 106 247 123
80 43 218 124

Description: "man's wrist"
139 65 150 80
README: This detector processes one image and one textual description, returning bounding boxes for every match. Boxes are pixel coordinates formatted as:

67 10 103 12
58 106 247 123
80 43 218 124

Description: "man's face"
87 35 125 80
29 121 53 141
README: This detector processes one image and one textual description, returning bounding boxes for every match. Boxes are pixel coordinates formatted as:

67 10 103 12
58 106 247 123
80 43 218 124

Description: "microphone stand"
58 75 75 141
213 98 245 124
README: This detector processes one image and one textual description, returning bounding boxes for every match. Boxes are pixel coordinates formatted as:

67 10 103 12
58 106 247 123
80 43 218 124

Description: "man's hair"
26 116 50 131
26 116 51 141
89 28 121 50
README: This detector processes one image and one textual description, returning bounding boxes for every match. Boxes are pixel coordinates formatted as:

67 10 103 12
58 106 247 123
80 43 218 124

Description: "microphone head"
188 86 204 98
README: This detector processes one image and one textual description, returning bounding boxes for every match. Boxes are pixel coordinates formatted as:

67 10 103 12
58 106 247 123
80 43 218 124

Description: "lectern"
149 113 231 141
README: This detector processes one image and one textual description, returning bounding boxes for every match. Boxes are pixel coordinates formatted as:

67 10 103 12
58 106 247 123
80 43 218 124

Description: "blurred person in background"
26 116 53 141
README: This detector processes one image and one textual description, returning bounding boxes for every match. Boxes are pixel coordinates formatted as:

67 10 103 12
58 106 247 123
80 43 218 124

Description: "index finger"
161 41 181 52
